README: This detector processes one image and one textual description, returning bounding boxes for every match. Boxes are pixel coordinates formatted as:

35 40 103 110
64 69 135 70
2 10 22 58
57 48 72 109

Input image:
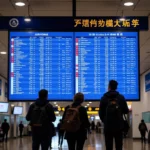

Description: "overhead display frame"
4 16 148 102
8 31 140 101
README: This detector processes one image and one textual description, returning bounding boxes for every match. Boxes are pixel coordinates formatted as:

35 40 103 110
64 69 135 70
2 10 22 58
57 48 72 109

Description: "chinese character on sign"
122 20 130 27
98 19 105 27
106 19 113 27
90 19 97 27
132 19 139 27
74 19 81 27
82 19 89 27
114 19 121 27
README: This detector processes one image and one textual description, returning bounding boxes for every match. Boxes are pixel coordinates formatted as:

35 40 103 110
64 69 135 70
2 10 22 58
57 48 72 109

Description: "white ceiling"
0 0 149 107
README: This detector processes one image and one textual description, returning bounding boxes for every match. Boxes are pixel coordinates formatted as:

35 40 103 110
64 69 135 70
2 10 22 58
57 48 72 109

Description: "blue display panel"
9 32 74 100
75 32 139 100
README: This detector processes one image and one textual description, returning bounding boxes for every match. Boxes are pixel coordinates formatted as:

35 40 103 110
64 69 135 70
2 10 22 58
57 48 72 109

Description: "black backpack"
140 123 146 131
30 103 49 127
105 96 123 131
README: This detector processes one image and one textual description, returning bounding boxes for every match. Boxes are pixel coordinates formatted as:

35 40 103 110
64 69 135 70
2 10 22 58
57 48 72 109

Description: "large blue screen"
75 32 139 100
9 31 139 101
9 32 74 100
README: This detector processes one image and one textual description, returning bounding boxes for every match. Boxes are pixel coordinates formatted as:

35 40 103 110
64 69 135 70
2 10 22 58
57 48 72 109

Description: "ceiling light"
55 105 58 107
24 18 31 22
15 2 25 7
124 2 134 6
54 102 57 105
89 102 92 104
119 18 125 21
87 104 89 106
0 52 7 54
85 106 87 108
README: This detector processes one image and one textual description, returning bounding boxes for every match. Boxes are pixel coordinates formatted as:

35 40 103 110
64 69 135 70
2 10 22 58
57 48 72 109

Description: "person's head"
4 119 7 123
39 89 48 100
73 92 84 104
108 80 118 91
141 120 144 123
20 121 22 124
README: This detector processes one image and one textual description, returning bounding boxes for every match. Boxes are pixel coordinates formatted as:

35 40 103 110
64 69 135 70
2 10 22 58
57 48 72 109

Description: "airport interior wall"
132 69 150 138
0 76 8 102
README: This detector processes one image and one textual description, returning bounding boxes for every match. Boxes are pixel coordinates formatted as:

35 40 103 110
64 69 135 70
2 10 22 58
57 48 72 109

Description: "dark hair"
141 120 144 123
39 89 48 99
109 80 118 90
74 92 84 104
4 119 7 122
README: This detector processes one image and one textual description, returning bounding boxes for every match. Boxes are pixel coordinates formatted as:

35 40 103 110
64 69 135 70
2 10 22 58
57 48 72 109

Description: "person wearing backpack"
26 89 56 150
62 92 90 150
57 119 64 147
139 120 148 143
99 80 129 150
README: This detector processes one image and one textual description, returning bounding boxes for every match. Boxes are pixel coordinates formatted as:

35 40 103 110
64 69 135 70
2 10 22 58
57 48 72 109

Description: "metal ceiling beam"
72 0 76 17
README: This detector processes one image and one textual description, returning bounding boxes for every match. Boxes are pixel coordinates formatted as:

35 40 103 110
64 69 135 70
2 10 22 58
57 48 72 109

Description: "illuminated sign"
74 19 140 28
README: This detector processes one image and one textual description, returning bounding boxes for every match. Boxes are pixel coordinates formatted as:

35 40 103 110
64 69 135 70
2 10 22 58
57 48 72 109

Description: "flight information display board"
9 31 139 101
9 32 74 100
75 32 139 100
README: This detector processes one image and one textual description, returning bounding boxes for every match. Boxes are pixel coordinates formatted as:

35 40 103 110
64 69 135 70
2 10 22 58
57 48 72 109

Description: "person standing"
26 89 56 150
62 92 90 150
1 119 10 142
139 120 148 143
57 119 64 147
91 121 95 130
19 121 24 138
99 80 129 150
49 122 56 149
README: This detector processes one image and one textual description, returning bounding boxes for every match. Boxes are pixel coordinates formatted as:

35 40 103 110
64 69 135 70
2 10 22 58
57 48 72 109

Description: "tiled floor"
0 133 150 150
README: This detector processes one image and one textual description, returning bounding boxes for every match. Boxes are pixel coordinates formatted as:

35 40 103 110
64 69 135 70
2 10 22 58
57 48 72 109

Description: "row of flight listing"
9 31 139 101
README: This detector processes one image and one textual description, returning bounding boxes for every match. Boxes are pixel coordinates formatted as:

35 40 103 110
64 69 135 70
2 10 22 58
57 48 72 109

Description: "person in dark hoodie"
26 89 56 150
99 80 129 150
1 119 10 142
139 120 148 143
62 92 90 150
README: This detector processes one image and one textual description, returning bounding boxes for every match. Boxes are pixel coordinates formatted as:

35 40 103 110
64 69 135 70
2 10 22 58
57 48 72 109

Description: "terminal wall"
132 69 150 138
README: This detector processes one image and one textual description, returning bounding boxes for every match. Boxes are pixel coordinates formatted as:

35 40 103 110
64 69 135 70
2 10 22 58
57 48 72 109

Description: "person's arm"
138 124 141 131
26 105 33 121
145 123 148 132
62 106 69 122
99 96 106 123
82 107 90 128
47 104 56 122
1 123 4 130
121 96 129 114
8 124 10 130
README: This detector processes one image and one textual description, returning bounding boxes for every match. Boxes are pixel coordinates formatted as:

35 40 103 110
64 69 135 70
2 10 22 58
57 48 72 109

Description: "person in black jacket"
57 119 64 147
49 122 56 149
99 80 129 150
63 92 90 150
1 119 10 142
139 120 148 143
19 121 24 138
26 89 56 150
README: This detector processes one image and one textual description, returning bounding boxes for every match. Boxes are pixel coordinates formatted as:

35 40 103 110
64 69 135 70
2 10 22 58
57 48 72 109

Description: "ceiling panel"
135 0 150 10
29 0 71 1
30 2 72 11
32 11 72 16
77 1 119 11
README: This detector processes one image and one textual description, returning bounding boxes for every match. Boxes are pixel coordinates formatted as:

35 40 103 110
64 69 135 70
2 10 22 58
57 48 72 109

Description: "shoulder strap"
76 105 81 109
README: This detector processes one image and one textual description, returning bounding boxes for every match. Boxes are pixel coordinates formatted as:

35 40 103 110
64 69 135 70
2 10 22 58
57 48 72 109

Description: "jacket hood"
104 90 119 98
35 98 49 106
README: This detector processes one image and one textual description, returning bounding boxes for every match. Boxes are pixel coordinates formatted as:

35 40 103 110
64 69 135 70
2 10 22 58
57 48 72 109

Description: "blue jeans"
32 134 49 150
